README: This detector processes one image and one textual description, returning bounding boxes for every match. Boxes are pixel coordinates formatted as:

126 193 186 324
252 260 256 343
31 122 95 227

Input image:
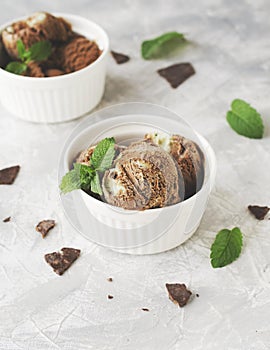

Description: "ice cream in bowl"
59 103 216 254
0 12 109 122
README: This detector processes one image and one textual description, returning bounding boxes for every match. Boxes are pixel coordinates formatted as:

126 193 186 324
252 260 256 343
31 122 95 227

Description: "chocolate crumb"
108 295 114 299
248 205 270 220
196 293 199 297
36 219 56 238
3 216 11 223
166 283 192 307
107 277 113 282
111 50 130 64
0 165 20 185
141 308 149 312
157 63 195 88
44 247 80 275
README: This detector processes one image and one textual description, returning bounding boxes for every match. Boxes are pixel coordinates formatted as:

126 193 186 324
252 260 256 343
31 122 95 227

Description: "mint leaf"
17 40 26 61
90 137 115 171
5 61 27 75
90 173 102 195
79 164 95 190
60 138 116 196
60 163 95 194
226 99 264 139
28 41 52 62
210 227 243 268
141 32 186 60
60 163 81 194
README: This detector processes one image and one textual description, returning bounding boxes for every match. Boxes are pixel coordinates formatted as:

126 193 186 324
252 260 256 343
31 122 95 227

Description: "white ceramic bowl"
0 13 109 123
59 103 216 254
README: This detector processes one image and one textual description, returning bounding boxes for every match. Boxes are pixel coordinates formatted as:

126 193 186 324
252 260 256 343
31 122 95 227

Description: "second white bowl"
0 13 109 123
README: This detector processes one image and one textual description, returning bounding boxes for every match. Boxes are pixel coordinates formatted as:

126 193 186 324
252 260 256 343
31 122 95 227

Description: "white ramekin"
59 103 217 255
0 13 109 123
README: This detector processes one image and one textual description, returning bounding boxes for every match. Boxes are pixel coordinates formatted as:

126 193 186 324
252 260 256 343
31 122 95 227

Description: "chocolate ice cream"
102 140 182 210
2 12 71 60
58 36 101 73
1 12 102 77
27 61 45 77
145 133 205 199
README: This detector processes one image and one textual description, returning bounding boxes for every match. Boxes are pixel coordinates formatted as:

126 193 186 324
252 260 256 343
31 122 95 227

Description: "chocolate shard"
3 216 11 223
107 277 113 282
111 50 130 64
0 165 20 185
166 283 192 307
157 63 195 88
107 295 114 299
141 308 149 312
36 219 56 238
44 247 80 275
248 205 270 220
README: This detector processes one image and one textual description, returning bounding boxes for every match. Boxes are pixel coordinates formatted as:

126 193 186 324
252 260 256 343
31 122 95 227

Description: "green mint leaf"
60 163 95 194
28 40 52 62
141 32 186 59
90 173 103 195
79 164 95 190
210 227 243 268
90 137 116 171
60 163 81 194
16 40 26 61
5 61 27 75
226 99 264 139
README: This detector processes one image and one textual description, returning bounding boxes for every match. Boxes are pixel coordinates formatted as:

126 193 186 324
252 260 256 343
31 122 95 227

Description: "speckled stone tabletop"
1 0 270 349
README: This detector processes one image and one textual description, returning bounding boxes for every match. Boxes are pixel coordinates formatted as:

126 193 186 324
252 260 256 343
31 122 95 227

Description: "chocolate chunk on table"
0 165 20 185
166 283 192 307
141 308 149 312
3 216 11 223
107 295 114 299
248 205 270 220
111 51 130 64
157 63 195 88
36 219 56 238
44 247 80 275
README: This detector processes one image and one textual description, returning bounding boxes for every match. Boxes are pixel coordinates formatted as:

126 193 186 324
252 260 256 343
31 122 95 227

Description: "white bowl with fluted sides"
0 13 109 123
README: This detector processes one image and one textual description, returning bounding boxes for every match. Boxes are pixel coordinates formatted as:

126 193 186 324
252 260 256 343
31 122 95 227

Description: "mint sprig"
5 39 52 75
5 61 27 75
210 227 243 268
60 137 116 196
226 99 264 139
141 32 186 60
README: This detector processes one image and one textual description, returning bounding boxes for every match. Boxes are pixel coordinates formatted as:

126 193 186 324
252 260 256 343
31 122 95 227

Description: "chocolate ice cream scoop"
2 12 71 59
26 61 45 77
26 12 71 42
59 36 101 73
102 141 181 210
145 133 205 199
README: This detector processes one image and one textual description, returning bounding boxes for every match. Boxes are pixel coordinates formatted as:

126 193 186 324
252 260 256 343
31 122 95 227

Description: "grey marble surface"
1 0 270 349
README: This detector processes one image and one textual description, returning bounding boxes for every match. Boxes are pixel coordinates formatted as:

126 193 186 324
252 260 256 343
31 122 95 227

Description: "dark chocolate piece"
166 283 192 307
44 247 80 275
196 293 199 297
36 219 56 238
248 205 270 220
111 51 130 64
108 295 114 299
141 308 149 312
157 63 195 88
107 277 113 282
3 216 11 223
0 165 20 185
